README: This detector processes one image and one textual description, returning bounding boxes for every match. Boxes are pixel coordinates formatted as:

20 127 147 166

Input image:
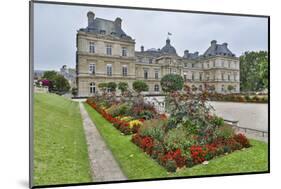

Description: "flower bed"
86 97 166 135
86 85 251 172
132 129 250 172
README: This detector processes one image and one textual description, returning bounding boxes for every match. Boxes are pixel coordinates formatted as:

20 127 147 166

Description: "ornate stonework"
76 12 240 97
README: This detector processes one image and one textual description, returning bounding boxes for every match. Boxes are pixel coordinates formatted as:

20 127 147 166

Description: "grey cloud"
34 3 268 70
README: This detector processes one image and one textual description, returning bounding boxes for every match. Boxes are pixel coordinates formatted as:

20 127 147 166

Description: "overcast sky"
34 3 268 70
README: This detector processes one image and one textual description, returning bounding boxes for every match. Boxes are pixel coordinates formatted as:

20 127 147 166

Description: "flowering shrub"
233 133 251 148
190 145 207 164
129 120 143 129
160 149 186 168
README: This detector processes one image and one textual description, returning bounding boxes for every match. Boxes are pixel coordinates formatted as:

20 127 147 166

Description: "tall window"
106 44 112 55
144 69 148 79
155 70 159 79
192 72 195 81
207 63 210 68
122 65 128 76
149 58 153 64
222 60 225 67
90 82 96 94
228 61 231 68
228 74 230 81
192 63 195 68
122 47 127 56
221 73 225 80
206 73 210 81
183 73 187 81
89 64 95 74
107 64 112 76
213 61 216 67
89 42 95 53
154 84 159 92
221 85 225 92
234 73 237 81
199 73 203 81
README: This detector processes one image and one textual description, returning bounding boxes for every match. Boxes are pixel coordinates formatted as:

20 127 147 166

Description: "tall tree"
240 51 268 92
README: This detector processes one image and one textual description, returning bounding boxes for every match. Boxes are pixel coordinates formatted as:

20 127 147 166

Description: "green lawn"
33 93 92 186
84 103 268 179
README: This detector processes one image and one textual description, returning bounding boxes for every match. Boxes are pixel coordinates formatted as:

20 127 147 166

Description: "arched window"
154 84 159 92
90 82 96 94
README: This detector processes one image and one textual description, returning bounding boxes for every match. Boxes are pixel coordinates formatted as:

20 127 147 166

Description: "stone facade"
76 12 240 97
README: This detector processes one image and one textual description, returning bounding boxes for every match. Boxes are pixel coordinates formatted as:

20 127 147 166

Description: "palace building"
76 11 240 97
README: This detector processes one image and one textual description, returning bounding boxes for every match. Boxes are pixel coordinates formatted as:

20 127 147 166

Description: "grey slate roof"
160 38 178 56
183 50 199 60
203 40 235 57
80 14 132 40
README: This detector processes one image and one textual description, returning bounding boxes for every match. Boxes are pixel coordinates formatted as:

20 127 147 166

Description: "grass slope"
84 103 268 179
33 93 92 186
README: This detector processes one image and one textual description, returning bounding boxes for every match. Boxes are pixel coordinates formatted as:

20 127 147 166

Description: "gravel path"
79 102 127 182
210 101 268 132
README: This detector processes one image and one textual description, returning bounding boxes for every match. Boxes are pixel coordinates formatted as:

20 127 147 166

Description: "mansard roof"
203 40 235 57
79 11 132 40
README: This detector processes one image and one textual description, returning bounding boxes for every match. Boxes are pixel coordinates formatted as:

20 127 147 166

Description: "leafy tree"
160 74 184 93
118 82 129 95
42 71 70 93
98 83 108 94
54 75 70 93
240 51 268 92
43 71 57 81
72 87 78 96
227 85 234 93
107 82 117 92
133 80 149 94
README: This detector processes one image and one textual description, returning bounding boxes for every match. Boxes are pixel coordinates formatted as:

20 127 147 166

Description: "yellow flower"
129 120 143 129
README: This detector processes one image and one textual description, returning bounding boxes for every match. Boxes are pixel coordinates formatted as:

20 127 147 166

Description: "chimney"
211 40 217 46
87 11 95 26
115 17 122 28
184 50 189 57
141 46 144 52
222 42 228 47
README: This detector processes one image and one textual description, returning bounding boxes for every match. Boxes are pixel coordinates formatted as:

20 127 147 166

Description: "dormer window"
111 32 116 35
100 30 106 34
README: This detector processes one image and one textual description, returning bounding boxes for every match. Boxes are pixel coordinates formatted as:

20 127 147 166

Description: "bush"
214 124 235 139
160 74 184 93
164 160 177 172
163 127 196 156
210 116 225 127
190 145 206 164
107 82 117 92
233 133 251 148
107 103 131 117
140 119 167 142
98 83 108 93
118 82 129 94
